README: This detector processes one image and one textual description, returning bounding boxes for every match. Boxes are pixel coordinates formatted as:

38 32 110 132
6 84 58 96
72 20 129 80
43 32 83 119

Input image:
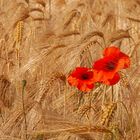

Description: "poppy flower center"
81 73 89 80
106 61 115 70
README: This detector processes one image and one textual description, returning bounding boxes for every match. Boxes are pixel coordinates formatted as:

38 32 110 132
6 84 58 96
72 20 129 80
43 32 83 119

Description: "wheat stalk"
30 125 113 136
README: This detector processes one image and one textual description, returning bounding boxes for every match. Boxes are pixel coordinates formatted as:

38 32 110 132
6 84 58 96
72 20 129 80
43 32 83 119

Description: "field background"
0 0 140 140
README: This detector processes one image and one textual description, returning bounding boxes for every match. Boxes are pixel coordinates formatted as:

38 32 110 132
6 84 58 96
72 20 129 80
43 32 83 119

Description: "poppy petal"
67 67 95 92
93 57 117 80
87 84 94 89
103 46 120 57
93 58 106 70
119 52 130 69
77 82 94 92
93 56 117 71
102 71 116 80
77 82 86 92
71 67 88 78
103 73 120 85
93 70 103 82
67 76 78 86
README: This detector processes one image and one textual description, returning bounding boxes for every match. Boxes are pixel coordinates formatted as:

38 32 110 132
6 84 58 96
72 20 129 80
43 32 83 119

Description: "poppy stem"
22 80 28 140
88 92 92 127
111 86 114 101
78 91 84 107
102 85 107 104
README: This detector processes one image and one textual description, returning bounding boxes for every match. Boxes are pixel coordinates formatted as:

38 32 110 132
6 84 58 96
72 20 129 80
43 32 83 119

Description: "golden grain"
100 103 117 126
14 20 24 45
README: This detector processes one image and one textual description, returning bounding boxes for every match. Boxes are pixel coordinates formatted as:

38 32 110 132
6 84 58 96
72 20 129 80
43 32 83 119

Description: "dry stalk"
127 17 140 23
46 72 66 88
81 31 104 44
120 72 129 87
80 41 95 55
80 40 104 57
59 31 80 37
102 14 114 27
108 29 131 43
0 75 15 108
64 9 81 29
39 72 66 103
30 125 113 136
78 104 96 120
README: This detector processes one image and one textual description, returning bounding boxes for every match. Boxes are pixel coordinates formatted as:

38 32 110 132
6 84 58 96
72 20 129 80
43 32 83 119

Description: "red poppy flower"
67 67 95 92
93 46 130 85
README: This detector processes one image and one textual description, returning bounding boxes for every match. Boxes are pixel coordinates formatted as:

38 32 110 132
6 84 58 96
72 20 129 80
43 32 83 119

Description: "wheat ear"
15 20 24 45
100 103 117 126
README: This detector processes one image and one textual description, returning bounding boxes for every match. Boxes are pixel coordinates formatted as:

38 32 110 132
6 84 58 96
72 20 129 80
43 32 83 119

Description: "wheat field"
0 0 140 140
